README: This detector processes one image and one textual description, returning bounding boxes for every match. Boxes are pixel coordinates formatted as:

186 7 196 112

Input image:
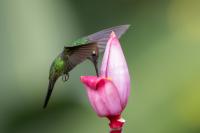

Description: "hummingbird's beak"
90 54 99 77
94 62 99 77
43 80 56 109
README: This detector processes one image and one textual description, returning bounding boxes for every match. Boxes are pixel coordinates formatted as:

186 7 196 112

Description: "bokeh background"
0 0 200 133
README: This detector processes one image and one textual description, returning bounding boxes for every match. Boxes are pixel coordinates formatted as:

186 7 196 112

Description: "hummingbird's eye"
62 73 69 82
92 50 96 56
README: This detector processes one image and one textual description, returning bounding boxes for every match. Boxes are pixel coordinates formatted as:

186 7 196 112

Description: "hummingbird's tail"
43 80 56 109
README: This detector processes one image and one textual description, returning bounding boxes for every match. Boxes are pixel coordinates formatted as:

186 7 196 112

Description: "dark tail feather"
43 80 55 109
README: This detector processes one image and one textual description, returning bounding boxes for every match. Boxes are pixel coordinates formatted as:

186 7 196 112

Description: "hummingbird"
43 24 130 108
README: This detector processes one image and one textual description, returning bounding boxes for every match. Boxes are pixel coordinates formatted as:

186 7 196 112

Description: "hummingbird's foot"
62 73 69 82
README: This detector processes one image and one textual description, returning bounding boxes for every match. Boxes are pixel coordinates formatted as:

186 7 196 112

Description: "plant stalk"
107 115 125 133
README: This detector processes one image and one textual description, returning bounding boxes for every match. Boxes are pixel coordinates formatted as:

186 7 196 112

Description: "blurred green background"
0 0 200 133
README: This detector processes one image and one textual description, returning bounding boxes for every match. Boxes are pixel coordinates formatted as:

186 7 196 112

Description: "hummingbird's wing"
65 43 98 72
86 24 130 43
71 24 130 52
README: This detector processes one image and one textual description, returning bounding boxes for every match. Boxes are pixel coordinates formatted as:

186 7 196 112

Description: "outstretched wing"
86 24 130 43
71 24 130 52
64 43 98 71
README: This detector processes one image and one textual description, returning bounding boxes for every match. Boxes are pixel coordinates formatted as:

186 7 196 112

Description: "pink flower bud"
101 32 130 109
80 32 130 117
80 76 122 117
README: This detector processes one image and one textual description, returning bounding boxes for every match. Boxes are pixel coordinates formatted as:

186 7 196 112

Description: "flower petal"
100 32 130 109
80 76 123 117
80 76 102 89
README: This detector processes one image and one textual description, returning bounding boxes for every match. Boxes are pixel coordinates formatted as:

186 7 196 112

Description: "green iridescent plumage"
71 37 89 45
49 56 64 78
54 57 64 70
43 24 130 108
